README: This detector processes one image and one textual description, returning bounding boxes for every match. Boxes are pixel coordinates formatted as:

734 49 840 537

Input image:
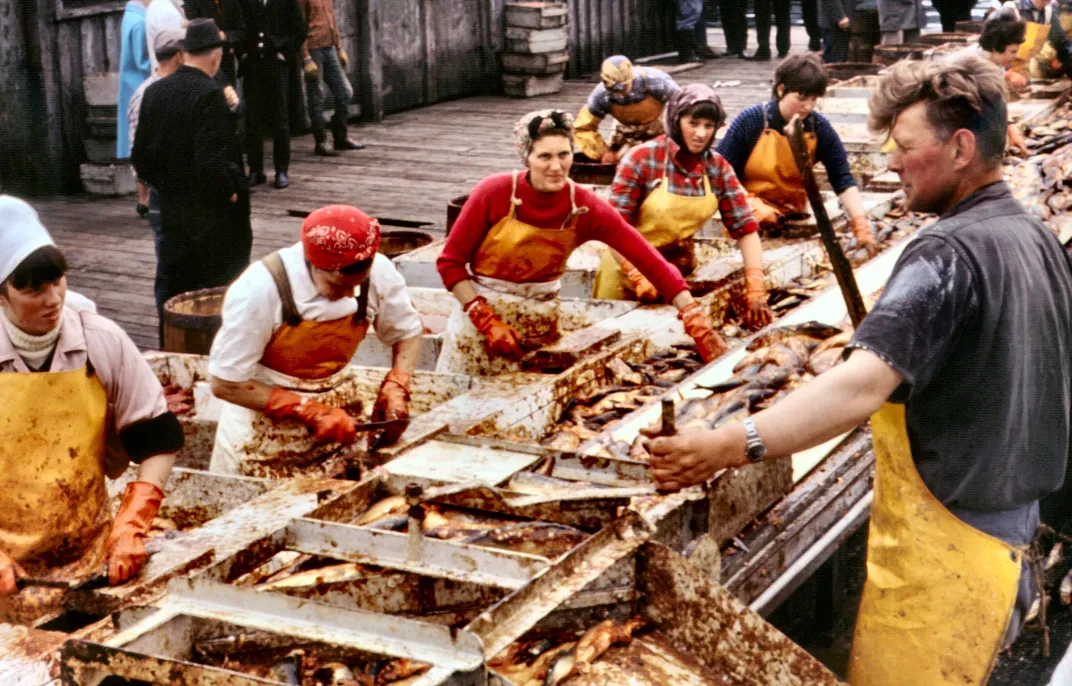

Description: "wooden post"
787 116 868 328
420 0 437 105
356 0 384 121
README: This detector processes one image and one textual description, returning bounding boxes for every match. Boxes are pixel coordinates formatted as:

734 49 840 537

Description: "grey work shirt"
848 182 1072 543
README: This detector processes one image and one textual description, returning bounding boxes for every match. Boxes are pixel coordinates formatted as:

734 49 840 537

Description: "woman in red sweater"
436 109 725 375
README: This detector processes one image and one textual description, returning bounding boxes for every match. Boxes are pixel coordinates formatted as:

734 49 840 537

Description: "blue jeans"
306 46 354 145
676 0 702 31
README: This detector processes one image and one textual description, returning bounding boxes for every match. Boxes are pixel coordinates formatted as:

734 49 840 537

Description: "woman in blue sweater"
716 54 876 254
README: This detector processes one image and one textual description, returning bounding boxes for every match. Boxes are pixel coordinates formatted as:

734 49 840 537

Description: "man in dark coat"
132 18 252 347
184 0 247 85
239 0 306 189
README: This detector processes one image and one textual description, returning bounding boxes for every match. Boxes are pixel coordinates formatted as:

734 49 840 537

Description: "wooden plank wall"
3 0 675 193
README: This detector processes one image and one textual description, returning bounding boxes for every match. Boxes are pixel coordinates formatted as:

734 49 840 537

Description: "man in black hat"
132 18 253 347
239 0 306 189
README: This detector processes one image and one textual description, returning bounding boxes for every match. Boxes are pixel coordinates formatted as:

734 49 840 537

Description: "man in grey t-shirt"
649 56 1072 684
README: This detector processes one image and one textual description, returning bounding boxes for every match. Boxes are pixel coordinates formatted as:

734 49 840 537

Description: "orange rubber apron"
742 104 818 228
1011 18 1052 79
848 404 1022 686
575 95 667 160
436 172 586 376
0 361 112 625
592 144 717 300
210 252 370 478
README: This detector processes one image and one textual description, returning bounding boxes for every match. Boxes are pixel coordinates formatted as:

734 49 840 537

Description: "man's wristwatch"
741 417 768 463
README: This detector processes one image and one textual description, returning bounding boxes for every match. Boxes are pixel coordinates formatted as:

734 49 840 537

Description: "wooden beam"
356 0 384 121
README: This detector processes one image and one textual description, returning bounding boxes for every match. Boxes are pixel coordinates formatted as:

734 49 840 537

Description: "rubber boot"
677 29 699 64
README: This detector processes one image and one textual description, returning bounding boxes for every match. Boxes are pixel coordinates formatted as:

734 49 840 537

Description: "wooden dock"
30 27 818 349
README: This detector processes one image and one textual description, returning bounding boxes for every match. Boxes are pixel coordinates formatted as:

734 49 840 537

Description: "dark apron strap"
262 252 302 327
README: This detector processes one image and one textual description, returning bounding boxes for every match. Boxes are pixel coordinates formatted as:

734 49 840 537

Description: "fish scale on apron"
210 251 372 478
593 142 718 300
436 172 587 376
0 325 112 625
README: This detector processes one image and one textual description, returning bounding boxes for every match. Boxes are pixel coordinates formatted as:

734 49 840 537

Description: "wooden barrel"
915 32 975 47
446 194 469 237
379 230 434 258
825 62 881 82
568 154 617 186
872 43 929 66
848 9 880 63
955 20 985 34
162 286 227 355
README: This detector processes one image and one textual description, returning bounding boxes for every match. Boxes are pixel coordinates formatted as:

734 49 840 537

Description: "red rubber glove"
0 550 25 596
105 481 164 586
741 268 774 331
679 301 728 363
370 369 411 448
264 388 357 445
621 259 660 303
1005 70 1028 92
465 296 525 361
851 215 878 257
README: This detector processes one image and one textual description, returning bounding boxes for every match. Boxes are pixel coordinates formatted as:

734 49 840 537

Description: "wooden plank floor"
30 26 823 349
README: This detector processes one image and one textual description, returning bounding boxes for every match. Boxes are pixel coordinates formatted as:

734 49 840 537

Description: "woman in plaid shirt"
595 84 775 331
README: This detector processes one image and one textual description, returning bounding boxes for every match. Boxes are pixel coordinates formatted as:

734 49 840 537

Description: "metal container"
915 31 976 46
446 194 470 236
568 155 617 186
825 61 881 82
380 229 435 258
871 43 929 65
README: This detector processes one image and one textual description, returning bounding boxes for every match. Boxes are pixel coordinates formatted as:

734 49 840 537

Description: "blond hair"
868 56 1008 166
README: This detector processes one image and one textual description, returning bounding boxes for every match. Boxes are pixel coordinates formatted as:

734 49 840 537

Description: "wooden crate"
502 72 565 97
505 1 568 29
501 50 570 75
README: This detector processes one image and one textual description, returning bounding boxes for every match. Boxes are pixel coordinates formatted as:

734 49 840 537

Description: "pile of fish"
489 617 648 685
594 321 851 462
542 348 706 452
193 636 430 685
1009 101 1072 237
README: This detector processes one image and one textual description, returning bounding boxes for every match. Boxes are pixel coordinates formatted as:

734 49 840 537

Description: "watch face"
747 443 767 462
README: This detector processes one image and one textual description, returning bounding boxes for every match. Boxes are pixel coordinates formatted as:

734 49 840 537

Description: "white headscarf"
0 195 54 286
988 1 1021 21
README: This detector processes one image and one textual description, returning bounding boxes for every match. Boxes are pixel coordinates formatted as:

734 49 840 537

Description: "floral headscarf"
513 109 575 163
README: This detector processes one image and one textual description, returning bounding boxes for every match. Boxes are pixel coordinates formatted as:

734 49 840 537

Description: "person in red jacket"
435 109 726 376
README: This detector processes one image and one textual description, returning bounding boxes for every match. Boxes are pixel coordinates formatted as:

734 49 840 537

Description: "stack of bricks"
501 2 570 98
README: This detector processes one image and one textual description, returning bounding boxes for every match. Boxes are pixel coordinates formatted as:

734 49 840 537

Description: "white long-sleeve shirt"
209 243 425 383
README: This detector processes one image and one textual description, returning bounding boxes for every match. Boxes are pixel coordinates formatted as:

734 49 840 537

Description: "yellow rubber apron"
210 252 371 478
1011 19 1051 78
742 104 818 223
593 143 718 300
437 172 586 376
848 403 1022 686
575 96 666 160
0 363 111 625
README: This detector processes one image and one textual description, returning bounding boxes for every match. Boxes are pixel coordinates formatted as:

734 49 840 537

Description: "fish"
508 472 600 495
374 659 430 683
495 641 577 685
464 521 587 559
573 616 647 674
312 662 361 686
542 650 576 685
606 357 646 386
542 431 581 451
746 321 844 352
256 562 366 590
811 330 853 357
807 347 845 376
355 496 407 526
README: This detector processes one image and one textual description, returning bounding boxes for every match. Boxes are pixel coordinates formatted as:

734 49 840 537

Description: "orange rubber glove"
370 369 411 448
679 301 729 363
748 194 782 228
741 268 774 331
264 388 357 445
105 481 164 586
621 259 660 303
337 48 350 69
851 215 878 256
1007 123 1028 155
1005 70 1028 92
465 296 525 361
0 550 25 596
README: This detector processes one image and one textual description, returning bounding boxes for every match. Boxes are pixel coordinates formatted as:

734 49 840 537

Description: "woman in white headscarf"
0 196 182 625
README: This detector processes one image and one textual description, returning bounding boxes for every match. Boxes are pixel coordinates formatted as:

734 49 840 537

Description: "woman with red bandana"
436 109 727 376
595 84 774 332
208 205 424 477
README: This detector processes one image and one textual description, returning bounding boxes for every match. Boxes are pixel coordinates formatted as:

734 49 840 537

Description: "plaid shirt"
609 136 759 240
